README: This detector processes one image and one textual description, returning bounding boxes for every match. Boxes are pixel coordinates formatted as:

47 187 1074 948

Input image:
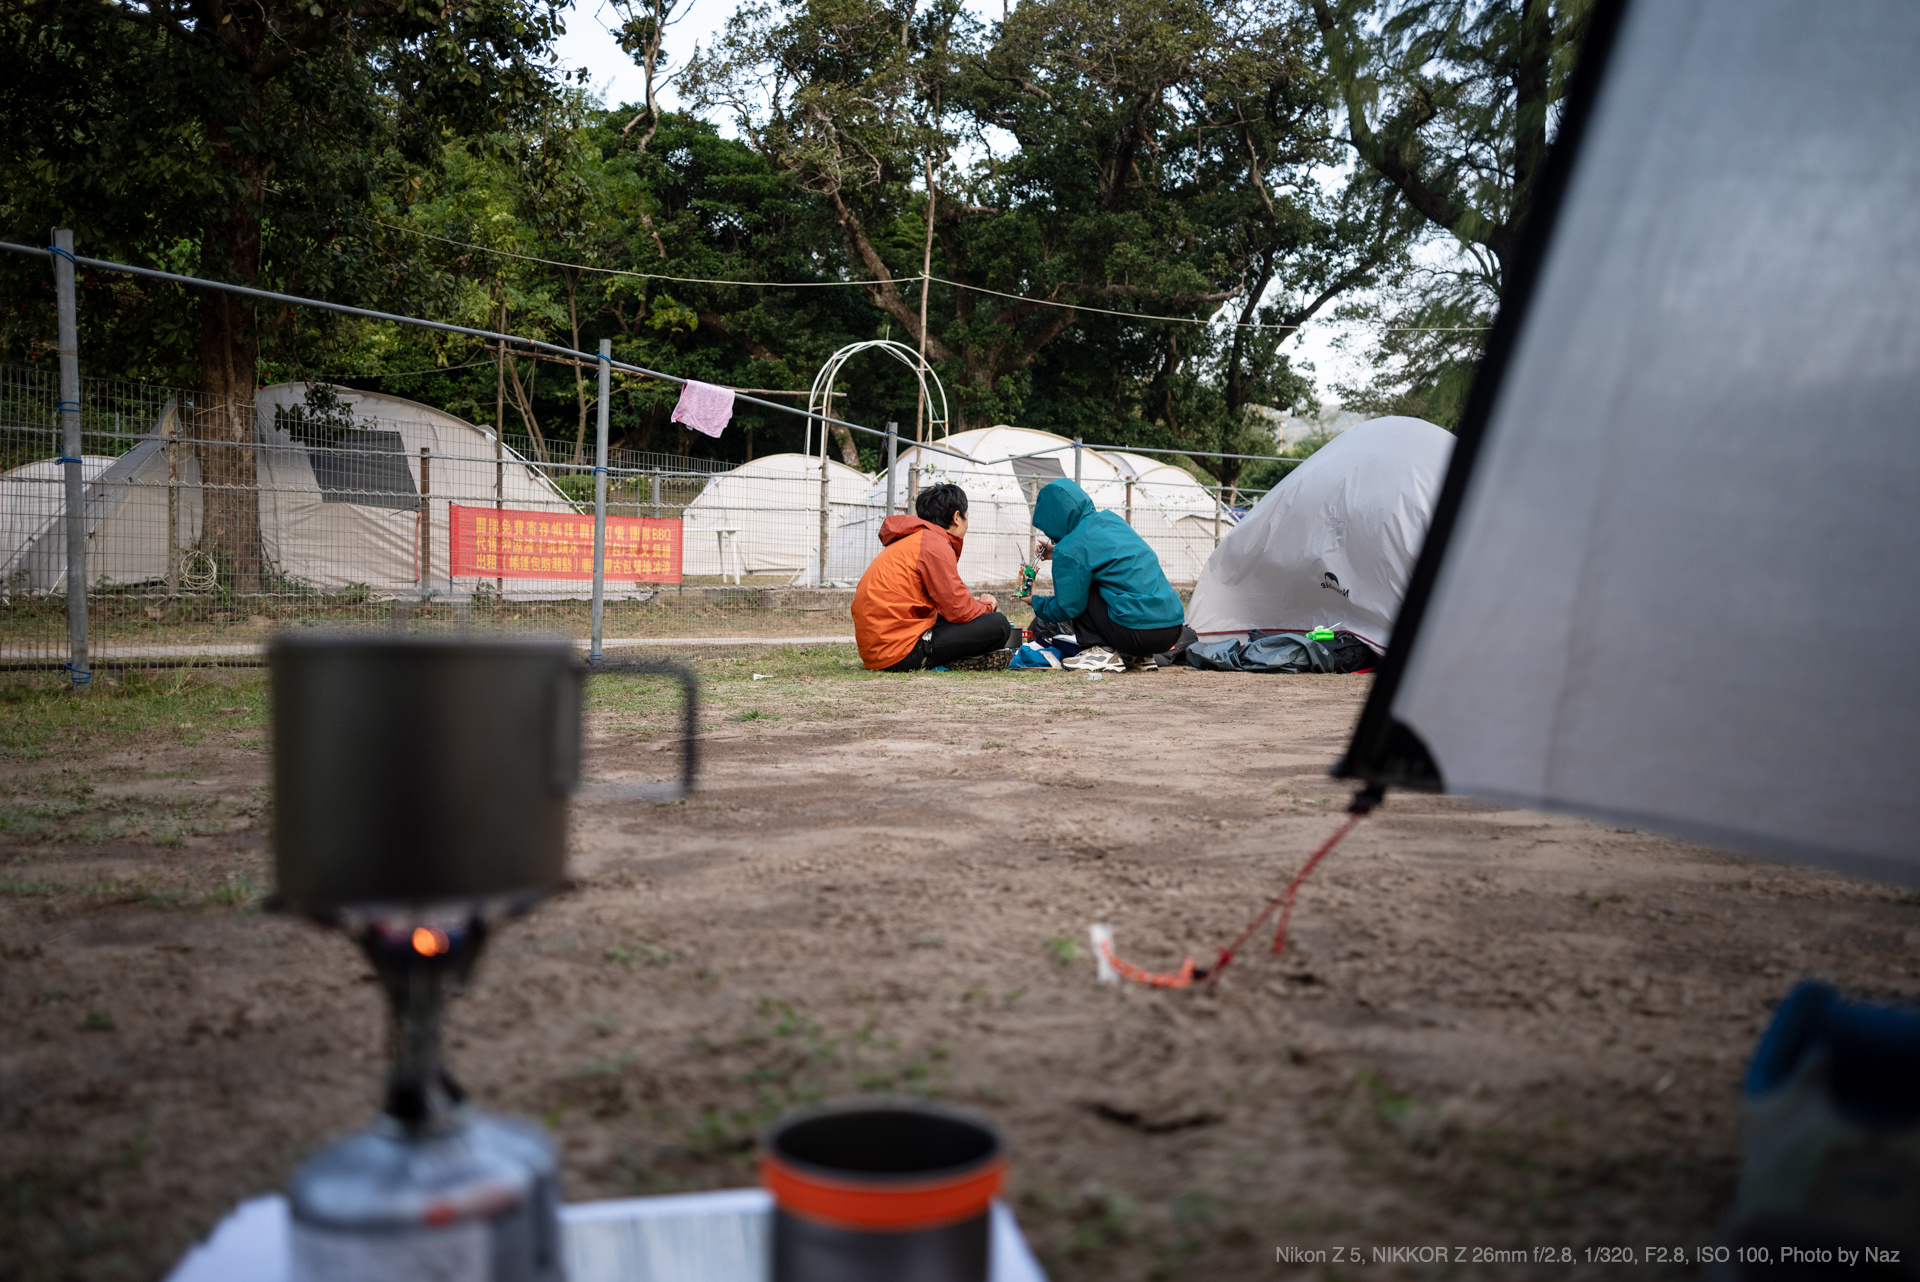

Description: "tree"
2 0 568 590
689 0 1406 462
1309 0 1592 426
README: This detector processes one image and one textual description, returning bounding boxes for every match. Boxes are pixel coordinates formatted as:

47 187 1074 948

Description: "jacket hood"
1032 478 1095 542
878 513 962 551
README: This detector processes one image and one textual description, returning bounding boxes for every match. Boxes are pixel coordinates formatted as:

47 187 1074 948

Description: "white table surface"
166 1187 1048 1282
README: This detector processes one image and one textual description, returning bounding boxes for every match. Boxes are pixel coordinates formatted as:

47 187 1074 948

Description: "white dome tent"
1 454 122 592
825 427 1234 588
1 385 581 599
252 384 580 597
1185 416 1453 652
680 453 872 583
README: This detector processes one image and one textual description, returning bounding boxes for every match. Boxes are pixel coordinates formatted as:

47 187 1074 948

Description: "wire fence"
1 364 1265 670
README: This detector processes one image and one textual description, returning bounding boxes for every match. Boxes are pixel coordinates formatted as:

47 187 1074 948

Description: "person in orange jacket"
852 482 1012 671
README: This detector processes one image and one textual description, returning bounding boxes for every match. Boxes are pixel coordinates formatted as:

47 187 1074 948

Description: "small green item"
1307 627 1337 642
1017 563 1037 599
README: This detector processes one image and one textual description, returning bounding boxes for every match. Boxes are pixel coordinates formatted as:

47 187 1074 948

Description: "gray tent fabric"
1340 0 1920 885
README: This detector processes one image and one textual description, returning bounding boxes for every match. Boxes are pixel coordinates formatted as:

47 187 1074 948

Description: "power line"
373 220 870 289
0 240 1345 472
0 239 919 449
372 220 1489 334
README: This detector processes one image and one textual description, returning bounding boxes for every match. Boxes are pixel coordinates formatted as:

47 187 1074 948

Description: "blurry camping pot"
270 634 699 916
762 1103 1006 1282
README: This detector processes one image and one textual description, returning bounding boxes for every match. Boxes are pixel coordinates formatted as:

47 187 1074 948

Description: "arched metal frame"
804 340 951 585
804 339 950 459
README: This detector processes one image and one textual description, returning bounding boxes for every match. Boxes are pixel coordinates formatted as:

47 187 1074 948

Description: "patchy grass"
0 670 268 762
0 769 259 848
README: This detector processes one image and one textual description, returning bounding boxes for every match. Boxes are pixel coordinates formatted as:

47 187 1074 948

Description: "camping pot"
270 635 698 916
763 1103 1005 1282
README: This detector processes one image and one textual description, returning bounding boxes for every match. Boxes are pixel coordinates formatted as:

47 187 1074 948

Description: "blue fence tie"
54 456 84 465
46 244 79 266
63 663 92 686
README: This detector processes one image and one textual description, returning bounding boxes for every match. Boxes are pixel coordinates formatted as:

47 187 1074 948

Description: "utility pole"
590 339 610 663
52 229 88 689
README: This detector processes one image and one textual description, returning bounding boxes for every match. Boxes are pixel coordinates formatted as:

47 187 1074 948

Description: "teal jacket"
1029 479 1185 631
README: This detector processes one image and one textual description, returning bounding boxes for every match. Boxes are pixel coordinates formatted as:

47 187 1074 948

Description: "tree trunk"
830 423 860 469
195 198 266 596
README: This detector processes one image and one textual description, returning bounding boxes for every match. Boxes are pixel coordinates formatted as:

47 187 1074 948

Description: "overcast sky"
547 0 1371 403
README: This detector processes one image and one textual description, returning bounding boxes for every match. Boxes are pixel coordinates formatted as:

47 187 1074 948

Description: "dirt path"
3 657 1917 1281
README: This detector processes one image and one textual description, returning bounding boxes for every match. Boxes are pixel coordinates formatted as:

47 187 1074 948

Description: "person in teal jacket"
1028 478 1186 660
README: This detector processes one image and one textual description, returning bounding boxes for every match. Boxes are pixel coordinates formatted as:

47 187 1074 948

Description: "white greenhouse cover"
681 453 871 581
1342 0 1920 885
1185 417 1452 651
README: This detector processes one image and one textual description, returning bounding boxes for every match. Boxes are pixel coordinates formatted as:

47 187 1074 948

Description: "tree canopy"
3 0 1584 496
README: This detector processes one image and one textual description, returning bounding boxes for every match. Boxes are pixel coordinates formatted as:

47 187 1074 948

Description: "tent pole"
591 339 610 663
52 228 88 690
885 422 897 514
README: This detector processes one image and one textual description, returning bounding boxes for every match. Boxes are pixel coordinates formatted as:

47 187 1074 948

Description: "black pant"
885 611 1011 671
1066 584 1182 658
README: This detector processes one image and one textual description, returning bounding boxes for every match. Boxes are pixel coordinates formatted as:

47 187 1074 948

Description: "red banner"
449 504 682 582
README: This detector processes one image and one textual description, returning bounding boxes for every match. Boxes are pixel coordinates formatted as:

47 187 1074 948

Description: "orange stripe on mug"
761 1154 1006 1231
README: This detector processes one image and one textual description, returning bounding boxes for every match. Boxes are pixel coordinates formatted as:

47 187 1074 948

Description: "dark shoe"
947 647 1012 672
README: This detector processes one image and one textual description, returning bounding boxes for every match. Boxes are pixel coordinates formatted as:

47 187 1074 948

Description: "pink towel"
670 380 735 439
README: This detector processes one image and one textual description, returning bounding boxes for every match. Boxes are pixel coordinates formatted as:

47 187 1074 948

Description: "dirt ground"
4 650 1918 1282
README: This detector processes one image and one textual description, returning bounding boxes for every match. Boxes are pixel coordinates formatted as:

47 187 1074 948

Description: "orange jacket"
852 515 992 669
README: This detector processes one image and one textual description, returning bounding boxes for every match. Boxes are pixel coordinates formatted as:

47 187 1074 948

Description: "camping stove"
268 635 698 1282
287 910 562 1282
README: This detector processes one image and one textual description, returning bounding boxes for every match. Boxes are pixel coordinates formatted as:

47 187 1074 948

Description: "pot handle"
574 658 700 802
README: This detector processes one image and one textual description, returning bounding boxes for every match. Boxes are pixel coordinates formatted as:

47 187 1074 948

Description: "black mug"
270 634 697 917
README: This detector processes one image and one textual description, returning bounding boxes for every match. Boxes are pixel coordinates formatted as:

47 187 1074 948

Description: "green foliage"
7 0 1577 470
1313 0 1591 426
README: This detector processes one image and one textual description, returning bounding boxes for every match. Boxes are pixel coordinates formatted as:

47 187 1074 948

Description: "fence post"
165 403 180 599
494 302 506 596
590 339 610 663
1073 437 1082 486
52 229 89 689
817 448 830 587
885 421 898 514
1213 483 1223 547
418 447 432 591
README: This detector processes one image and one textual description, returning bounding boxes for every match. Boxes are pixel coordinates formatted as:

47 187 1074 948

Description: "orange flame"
412 926 449 957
